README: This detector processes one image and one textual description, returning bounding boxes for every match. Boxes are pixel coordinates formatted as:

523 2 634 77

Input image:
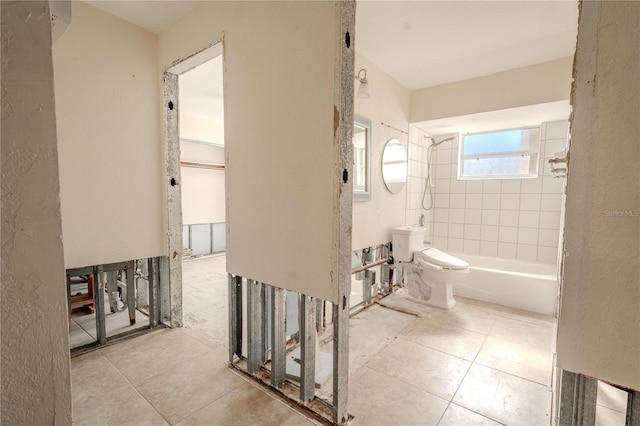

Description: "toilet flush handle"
416 259 443 271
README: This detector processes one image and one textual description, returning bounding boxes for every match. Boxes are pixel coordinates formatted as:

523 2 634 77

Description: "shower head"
425 135 456 147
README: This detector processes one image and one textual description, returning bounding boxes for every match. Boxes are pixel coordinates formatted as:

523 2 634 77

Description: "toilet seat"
414 248 469 270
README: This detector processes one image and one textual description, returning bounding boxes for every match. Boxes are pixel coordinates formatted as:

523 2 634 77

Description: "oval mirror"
381 138 407 194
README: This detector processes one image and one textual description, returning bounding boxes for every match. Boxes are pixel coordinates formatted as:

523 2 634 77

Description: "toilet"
392 226 469 309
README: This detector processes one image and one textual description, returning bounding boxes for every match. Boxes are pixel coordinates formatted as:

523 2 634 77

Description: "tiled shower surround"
406 121 568 264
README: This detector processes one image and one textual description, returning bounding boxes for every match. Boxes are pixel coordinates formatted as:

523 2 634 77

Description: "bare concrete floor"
70 254 627 425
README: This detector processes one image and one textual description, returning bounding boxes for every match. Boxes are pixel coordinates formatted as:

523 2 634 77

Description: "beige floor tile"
102 328 224 384
597 381 628 413
133 357 248 424
495 304 556 327
399 317 487 361
453 364 552 426
349 367 449 425
438 403 502 426
176 381 313 426
330 304 416 375
475 335 554 386
489 316 556 352
366 338 471 400
596 404 626 426
71 351 168 426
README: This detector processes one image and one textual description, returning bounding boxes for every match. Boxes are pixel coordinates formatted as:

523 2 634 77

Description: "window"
353 114 372 201
459 127 540 179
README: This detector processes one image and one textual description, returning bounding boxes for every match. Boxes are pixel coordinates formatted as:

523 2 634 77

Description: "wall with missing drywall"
352 54 410 250
159 1 352 302
53 2 165 268
1 1 72 423
557 1 640 390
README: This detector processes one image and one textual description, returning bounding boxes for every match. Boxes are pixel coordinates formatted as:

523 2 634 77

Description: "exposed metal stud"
627 390 640 426
158 256 171 324
228 274 243 362
93 265 107 345
148 257 159 328
270 286 286 387
315 299 324 332
300 294 316 403
127 260 136 325
106 270 118 313
247 279 263 373
559 370 597 426
363 270 373 305
261 283 270 363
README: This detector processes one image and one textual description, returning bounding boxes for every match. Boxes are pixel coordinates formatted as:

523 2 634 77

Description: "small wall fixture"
355 69 370 99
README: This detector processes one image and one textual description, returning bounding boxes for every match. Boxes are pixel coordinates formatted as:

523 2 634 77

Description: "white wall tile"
433 236 448 251
466 180 483 194
482 194 501 210
482 210 500 226
517 244 538 262
433 222 448 237
436 164 452 179
483 180 502 193
464 224 481 240
541 194 563 211
539 228 560 247
540 211 561 229
434 178 450 194
449 208 465 224
537 246 559 264
450 194 465 209
434 208 449 222
434 193 450 208
480 240 498 257
437 149 452 164
464 209 482 224
544 139 568 158
500 194 520 210
498 226 518 243
520 193 542 211
518 227 539 245
448 238 463 252
481 225 499 241
465 194 483 209
519 211 540 228
448 223 464 239
545 120 569 140
542 176 564 194
521 178 543 194
498 242 517 259
463 239 480 255
499 210 519 227
501 180 522 194
450 179 466 193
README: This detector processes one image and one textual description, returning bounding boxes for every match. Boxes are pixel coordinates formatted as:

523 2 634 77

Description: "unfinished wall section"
1 1 72 423
53 2 165 269
557 0 640 390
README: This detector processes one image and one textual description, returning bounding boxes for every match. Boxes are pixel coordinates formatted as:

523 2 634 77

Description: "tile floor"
70 254 629 425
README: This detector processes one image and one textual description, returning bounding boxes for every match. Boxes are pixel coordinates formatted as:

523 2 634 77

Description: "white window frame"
458 126 541 180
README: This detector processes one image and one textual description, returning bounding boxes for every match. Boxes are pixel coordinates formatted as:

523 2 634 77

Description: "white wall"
180 141 225 225
352 54 410 250
410 57 573 123
1 2 71 423
408 121 567 264
53 2 165 268
159 2 352 303
557 1 640 390
180 112 224 146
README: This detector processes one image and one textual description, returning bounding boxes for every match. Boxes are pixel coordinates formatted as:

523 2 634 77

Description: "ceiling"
83 1 579 133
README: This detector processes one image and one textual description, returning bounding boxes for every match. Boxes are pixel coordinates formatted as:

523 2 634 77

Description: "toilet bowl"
392 226 469 310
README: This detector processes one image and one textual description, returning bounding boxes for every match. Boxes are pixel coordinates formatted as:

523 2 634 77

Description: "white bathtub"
449 253 558 316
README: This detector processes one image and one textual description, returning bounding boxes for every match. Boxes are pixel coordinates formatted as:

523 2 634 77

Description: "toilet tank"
392 226 426 262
